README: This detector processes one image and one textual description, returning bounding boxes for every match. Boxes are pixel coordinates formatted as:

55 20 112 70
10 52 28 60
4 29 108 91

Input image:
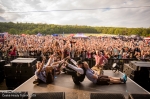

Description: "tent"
22 34 26 36
144 36 150 40
52 34 58 37
0 32 8 38
37 33 42 36
69 34 75 37
73 33 88 38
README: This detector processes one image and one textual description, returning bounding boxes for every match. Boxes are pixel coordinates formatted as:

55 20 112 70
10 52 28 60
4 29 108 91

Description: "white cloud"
0 0 150 27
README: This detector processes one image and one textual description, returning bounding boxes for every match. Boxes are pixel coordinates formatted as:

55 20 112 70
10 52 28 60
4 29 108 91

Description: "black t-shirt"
29 50 36 56
37 50 41 56
91 52 96 58
134 47 141 53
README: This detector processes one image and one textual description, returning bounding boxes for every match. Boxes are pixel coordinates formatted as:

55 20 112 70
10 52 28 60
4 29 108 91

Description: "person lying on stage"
33 55 64 85
62 57 86 85
83 61 127 85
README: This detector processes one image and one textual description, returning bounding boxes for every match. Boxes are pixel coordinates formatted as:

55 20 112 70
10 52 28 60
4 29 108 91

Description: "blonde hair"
83 61 89 68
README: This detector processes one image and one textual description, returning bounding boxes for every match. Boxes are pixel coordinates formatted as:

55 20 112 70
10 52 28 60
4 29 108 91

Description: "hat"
77 60 83 65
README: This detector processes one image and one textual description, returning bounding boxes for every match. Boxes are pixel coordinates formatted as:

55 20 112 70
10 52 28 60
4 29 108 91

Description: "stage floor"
14 70 149 99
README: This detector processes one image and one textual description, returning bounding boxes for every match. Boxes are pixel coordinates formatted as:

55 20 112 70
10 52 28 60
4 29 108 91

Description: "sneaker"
122 74 127 83
33 79 39 84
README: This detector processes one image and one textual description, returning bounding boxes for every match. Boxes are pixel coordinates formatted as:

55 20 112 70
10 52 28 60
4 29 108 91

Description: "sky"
0 0 150 28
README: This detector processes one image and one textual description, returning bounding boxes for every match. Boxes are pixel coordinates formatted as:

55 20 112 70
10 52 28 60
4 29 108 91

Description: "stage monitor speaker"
90 93 125 99
30 92 65 99
129 61 150 70
0 60 5 70
0 91 28 99
128 93 150 99
5 76 21 90
4 64 17 77
20 65 35 77
130 68 149 82
11 58 37 67
0 71 5 82
0 60 5 82
20 76 32 83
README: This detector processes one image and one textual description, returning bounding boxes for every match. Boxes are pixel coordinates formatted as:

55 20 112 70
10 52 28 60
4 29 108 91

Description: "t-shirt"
86 68 97 83
95 55 107 66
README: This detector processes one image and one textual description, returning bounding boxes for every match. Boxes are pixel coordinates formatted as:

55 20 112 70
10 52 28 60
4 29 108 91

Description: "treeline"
0 22 150 36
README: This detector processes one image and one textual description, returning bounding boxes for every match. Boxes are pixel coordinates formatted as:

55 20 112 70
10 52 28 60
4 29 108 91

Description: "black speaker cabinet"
4 64 17 77
11 58 37 67
5 76 21 89
0 91 28 99
130 67 149 82
30 92 65 99
0 70 5 82
0 60 5 70
20 65 36 76
90 93 125 99
128 93 150 99
0 60 5 82
129 61 150 71
20 76 32 83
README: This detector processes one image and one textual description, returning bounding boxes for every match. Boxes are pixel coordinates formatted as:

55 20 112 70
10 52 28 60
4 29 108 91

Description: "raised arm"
45 55 54 66
64 61 84 74
36 57 46 74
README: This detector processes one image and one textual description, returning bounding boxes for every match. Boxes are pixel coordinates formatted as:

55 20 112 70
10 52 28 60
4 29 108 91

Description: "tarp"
52 34 58 37
37 33 42 36
69 34 75 37
22 34 26 36
0 32 8 39
73 33 88 38
144 36 150 40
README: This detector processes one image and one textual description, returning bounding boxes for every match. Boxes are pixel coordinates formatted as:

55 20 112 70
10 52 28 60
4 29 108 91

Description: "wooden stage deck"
13 70 149 99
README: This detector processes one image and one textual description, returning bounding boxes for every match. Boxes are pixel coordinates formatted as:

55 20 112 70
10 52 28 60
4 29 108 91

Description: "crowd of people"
0 34 150 63
1 34 150 85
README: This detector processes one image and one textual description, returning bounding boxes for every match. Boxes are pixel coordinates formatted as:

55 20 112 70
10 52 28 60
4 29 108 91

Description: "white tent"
73 33 88 38
144 37 150 40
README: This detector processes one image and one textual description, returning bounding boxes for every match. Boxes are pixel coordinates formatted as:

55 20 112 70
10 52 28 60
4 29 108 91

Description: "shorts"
96 75 110 85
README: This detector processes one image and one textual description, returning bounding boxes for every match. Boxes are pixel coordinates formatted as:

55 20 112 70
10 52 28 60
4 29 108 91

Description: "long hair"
78 62 86 82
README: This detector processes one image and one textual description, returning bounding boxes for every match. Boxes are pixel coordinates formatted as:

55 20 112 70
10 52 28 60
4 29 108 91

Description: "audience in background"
0 34 150 62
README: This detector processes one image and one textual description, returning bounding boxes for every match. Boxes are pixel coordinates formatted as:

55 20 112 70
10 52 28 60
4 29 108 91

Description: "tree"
9 28 17 34
0 22 149 36
142 30 148 36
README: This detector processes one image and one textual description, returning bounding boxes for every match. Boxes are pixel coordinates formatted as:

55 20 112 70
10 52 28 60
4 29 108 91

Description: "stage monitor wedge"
30 92 65 99
90 93 125 99
128 93 150 99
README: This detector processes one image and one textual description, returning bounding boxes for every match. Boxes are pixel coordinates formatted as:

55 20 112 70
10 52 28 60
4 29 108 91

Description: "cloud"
0 16 7 22
0 0 150 28
0 7 5 14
